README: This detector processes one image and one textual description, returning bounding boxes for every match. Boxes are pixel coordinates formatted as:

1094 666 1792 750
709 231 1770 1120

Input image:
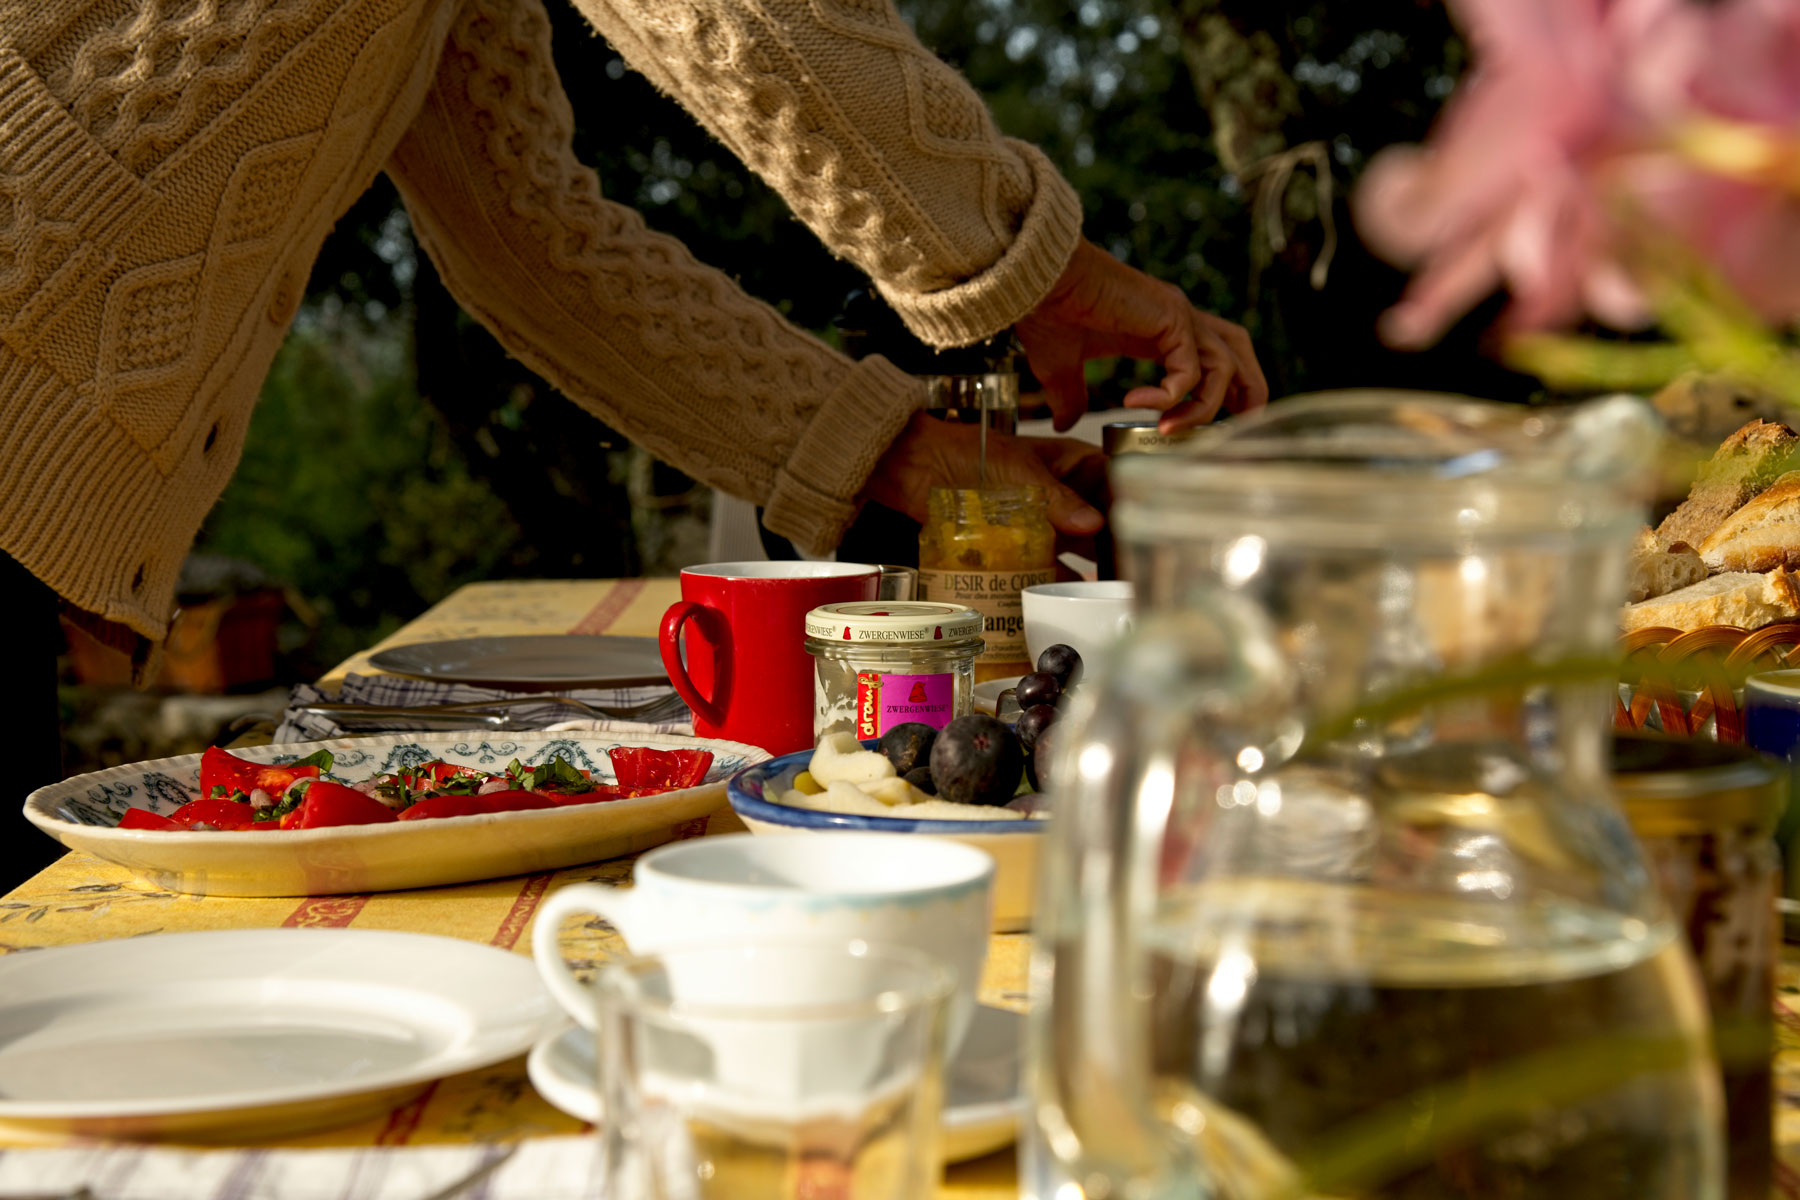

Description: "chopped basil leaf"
254 791 304 823
432 773 484 796
287 749 335 772
509 755 590 793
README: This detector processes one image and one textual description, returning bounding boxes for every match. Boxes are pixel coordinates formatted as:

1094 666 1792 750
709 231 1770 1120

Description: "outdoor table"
0 579 1022 1198
7 576 1800 1197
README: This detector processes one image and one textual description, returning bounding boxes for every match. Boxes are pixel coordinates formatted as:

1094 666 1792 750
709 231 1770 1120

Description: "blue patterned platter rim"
727 741 1045 836
27 731 768 836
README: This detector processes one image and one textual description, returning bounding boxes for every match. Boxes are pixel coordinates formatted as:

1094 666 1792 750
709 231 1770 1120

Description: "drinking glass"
597 941 953 1200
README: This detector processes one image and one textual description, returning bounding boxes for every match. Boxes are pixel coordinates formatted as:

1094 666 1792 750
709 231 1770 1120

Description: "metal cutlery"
295 692 690 731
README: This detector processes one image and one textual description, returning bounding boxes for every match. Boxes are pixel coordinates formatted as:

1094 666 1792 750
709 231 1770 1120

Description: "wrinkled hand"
863 413 1106 538
1016 239 1269 433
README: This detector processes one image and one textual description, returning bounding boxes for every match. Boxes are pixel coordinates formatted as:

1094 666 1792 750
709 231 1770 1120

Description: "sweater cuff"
879 140 1084 349
763 356 924 555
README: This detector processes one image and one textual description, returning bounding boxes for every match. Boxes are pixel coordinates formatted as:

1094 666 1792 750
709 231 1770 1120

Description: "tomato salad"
119 744 715 832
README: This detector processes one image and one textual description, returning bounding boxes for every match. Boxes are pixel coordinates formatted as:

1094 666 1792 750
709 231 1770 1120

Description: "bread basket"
1616 622 1800 742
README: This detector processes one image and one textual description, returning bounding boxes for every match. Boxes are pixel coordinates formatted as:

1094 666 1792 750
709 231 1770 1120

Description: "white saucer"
528 1003 1024 1163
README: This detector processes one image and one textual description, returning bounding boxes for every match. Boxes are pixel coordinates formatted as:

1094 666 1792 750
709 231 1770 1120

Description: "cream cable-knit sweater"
0 0 1083 654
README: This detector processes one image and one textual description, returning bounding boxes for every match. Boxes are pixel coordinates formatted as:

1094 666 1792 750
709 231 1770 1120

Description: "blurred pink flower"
1354 0 1800 350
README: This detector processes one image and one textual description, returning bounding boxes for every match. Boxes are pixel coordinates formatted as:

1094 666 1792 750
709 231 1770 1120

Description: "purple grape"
1036 644 1083 691
1015 671 1062 711
1016 704 1057 754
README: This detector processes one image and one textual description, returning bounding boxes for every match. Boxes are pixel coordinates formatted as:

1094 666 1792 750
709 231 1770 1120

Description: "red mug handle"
659 600 725 728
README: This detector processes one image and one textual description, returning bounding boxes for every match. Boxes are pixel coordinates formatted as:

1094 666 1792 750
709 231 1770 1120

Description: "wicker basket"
1616 621 1800 743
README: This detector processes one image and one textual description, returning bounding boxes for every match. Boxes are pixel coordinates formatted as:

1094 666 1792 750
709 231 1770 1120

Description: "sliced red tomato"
198 745 321 801
608 747 712 790
119 808 182 831
169 793 258 830
465 789 561 814
397 794 489 821
397 790 560 821
280 780 399 829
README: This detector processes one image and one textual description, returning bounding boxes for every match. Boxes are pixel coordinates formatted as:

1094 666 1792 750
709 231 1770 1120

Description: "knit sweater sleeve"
385 0 923 555
567 0 1085 349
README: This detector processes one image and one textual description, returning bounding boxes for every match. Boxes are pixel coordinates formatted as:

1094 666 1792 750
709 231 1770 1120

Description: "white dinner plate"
527 1004 1025 1164
973 677 1024 717
24 731 769 897
0 928 562 1142
369 635 668 690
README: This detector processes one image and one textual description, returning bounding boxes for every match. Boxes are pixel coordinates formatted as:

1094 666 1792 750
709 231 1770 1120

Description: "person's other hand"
1015 239 1270 433
862 413 1105 538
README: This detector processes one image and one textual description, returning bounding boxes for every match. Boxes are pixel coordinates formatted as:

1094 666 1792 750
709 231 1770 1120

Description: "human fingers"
1134 281 1207 408
1015 327 1093 431
1039 361 1091 432
1124 322 1233 430
1199 312 1269 411
988 436 1103 536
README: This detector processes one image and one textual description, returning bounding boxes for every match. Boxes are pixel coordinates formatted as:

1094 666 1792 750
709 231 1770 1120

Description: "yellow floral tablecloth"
5 578 1024 1198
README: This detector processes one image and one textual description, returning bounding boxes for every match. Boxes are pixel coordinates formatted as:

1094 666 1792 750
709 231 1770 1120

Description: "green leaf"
254 786 305 823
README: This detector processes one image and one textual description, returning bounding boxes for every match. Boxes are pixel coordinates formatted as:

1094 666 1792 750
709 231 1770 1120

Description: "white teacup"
532 832 994 1052
1022 580 1135 674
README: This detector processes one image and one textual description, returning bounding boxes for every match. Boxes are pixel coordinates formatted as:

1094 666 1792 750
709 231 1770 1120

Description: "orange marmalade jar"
917 485 1055 682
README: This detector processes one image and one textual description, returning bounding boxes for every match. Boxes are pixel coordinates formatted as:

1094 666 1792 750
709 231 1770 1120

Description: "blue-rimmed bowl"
727 742 1043 932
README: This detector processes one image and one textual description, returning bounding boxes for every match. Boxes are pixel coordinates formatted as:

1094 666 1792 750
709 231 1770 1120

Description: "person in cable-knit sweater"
0 0 1265 685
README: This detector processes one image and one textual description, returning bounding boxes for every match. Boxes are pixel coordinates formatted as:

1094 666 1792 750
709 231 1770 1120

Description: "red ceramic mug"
659 562 880 754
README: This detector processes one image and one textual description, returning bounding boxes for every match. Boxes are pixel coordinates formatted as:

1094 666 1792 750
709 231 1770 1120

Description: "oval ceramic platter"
24 731 769 897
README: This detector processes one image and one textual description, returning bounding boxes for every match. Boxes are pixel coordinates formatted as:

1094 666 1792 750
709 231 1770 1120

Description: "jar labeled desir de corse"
917 485 1054 682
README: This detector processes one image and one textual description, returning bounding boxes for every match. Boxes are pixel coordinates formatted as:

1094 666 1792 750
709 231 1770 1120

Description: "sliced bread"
1654 418 1799 550
1620 568 1800 633
1626 527 1709 603
1698 470 1800 572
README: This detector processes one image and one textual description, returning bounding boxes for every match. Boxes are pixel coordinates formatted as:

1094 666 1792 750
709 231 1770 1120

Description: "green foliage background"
195 0 1529 680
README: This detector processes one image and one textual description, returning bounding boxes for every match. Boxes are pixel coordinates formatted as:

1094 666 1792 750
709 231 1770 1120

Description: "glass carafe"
1026 392 1724 1200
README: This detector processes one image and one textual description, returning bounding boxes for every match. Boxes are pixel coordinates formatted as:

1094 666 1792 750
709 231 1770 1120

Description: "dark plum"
1015 704 1057 754
1014 671 1062 711
879 722 938 776
902 766 937 796
1027 720 1058 792
1036 644 1083 691
929 714 1024 807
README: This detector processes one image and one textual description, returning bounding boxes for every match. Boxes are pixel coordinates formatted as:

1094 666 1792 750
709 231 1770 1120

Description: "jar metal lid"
1102 421 1196 456
1610 733 1786 836
804 601 983 644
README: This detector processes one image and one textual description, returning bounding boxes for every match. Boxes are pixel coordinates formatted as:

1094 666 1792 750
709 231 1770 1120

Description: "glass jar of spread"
1611 733 1782 1200
917 485 1056 682
804 601 984 744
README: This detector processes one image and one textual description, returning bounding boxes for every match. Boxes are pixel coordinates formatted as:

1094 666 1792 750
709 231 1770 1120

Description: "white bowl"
725 744 1042 933
1022 580 1134 672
